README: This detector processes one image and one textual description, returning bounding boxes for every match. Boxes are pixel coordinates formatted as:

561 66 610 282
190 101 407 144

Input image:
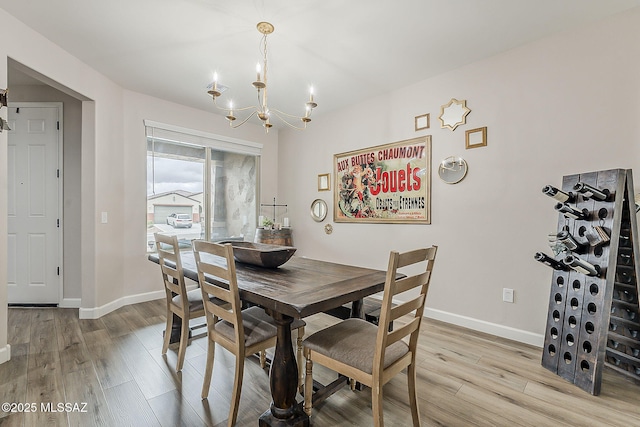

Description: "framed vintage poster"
334 136 431 224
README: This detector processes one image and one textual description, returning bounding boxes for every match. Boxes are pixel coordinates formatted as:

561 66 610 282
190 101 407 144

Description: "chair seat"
303 318 408 374
172 288 204 312
215 306 305 347
172 289 228 313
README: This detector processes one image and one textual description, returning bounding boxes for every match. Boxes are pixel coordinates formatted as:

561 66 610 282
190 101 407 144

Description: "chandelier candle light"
207 22 318 132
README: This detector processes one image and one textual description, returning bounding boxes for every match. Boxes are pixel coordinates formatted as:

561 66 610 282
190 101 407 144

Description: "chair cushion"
214 306 305 347
172 290 228 313
303 318 408 374
172 289 204 312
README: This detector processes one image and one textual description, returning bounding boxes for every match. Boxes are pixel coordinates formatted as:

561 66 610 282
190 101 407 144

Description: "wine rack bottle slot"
535 252 569 271
563 254 600 276
555 203 590 220
573 182 610 201
543 185 575 203
619 250 633 265
556 230 587 253
619 233 632 247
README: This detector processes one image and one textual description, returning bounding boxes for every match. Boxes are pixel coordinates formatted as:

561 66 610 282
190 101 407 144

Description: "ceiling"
3 0 640 128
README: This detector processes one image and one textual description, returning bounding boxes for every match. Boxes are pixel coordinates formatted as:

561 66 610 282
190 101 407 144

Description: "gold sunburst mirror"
439 98 471 131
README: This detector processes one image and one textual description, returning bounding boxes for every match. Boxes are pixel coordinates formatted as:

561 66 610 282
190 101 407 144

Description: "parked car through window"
167 213 193 228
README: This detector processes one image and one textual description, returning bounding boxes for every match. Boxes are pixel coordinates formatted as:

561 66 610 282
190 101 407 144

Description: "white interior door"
7 105 61 304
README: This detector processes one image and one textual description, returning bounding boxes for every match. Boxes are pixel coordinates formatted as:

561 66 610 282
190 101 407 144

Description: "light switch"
101 212 108 224
503 288 514 303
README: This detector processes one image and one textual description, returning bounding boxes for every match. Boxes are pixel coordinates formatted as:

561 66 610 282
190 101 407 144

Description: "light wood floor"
1 301 640 426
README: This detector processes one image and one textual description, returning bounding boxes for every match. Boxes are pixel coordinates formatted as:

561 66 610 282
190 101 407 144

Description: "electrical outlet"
503 288 514 303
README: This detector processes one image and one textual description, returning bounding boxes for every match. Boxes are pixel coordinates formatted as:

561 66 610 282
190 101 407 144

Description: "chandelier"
207 22 317 132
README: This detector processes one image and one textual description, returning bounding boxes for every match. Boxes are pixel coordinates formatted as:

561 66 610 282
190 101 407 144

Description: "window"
145 121 261 251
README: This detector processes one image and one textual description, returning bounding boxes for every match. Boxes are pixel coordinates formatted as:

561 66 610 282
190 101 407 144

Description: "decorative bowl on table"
216 240 296 268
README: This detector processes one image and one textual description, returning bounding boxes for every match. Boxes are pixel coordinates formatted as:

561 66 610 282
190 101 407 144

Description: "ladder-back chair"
192 240 305 427
155 232 206 372
303 246 437 427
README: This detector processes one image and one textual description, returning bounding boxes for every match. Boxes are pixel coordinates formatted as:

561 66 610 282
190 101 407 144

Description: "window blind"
144 120 262 156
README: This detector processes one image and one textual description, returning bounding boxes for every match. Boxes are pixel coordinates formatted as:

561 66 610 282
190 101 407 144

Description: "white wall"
0 8 127 314
0 7 124 320
0 6 277 360
121 90 278 301
277 9 640 345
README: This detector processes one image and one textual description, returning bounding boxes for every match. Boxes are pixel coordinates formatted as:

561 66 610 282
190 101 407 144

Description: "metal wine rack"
540 168 640 395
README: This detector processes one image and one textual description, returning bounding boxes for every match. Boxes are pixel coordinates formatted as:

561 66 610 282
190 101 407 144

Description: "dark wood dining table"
149 251 390 426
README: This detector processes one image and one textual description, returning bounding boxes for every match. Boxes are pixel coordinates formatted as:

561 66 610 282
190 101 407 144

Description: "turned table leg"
259 312 308 427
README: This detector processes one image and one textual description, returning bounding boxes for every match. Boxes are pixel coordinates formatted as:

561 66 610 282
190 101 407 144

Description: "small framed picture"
465 126 487 149
318 173 330 191
414 113 430 131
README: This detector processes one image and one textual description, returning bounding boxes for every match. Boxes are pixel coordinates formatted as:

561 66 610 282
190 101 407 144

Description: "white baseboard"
366 294 544 347
75 288 544 347
0 344 10 364
59 298 81 308
424 307 544 348
79 289 166 319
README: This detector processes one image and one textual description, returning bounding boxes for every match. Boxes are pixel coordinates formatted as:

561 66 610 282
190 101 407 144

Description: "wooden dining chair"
154 232 206 372
303 246 437 427
192 239 305 427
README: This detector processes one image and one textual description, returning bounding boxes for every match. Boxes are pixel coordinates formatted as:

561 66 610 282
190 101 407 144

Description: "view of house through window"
146 132 259 252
